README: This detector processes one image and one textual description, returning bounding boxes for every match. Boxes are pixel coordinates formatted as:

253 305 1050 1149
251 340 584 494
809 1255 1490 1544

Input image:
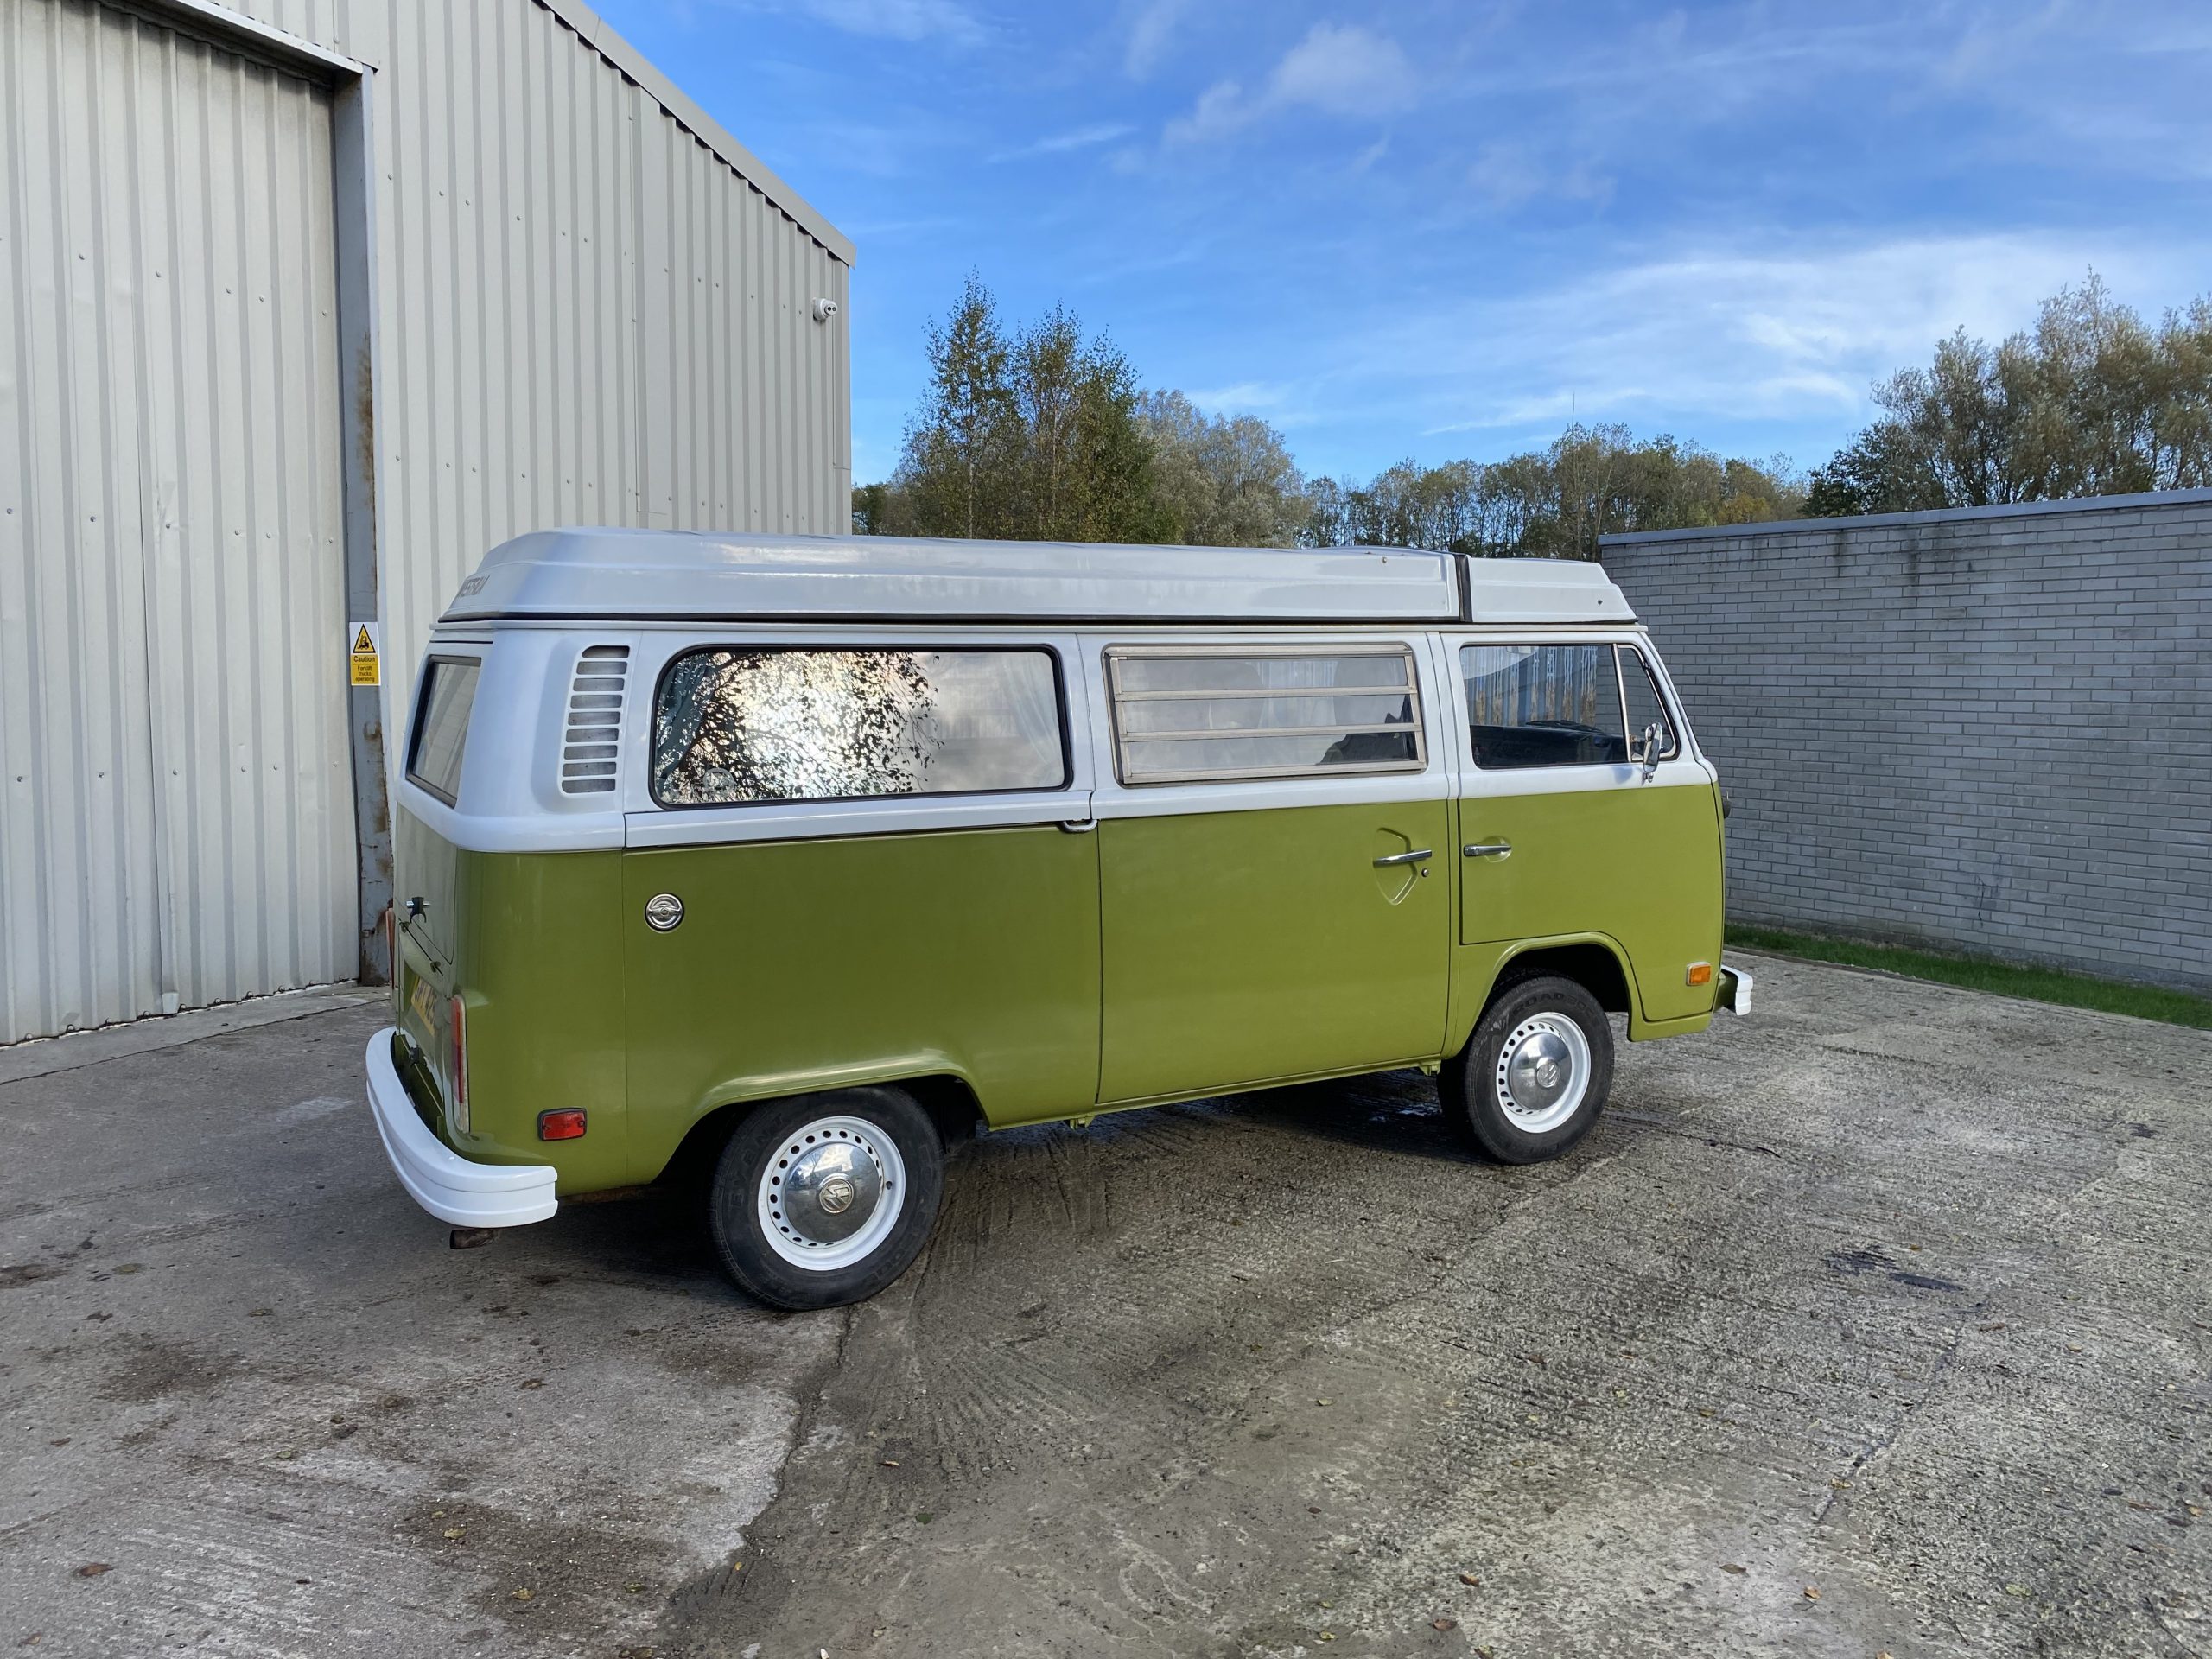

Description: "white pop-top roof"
441 528 1634 626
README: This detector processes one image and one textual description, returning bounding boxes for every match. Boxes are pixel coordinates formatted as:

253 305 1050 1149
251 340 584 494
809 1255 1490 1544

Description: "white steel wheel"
1444 974 1615 1165
709 1087 945 1311
1491 1011 1593 1135
755 1114 908 1273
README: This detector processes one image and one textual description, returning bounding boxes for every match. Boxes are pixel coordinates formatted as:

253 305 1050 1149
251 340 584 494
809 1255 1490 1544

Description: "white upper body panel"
398 619 1698 855
438 528 1634 626
404 533 1650 855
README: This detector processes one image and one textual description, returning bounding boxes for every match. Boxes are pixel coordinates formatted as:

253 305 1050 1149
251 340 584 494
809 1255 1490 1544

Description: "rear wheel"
1443 974 1614 1163
707 1087 944 1310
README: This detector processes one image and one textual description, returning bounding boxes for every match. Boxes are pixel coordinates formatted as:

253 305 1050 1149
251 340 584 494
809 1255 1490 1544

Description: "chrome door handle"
1463 842 1512 859
1374 849 1433 867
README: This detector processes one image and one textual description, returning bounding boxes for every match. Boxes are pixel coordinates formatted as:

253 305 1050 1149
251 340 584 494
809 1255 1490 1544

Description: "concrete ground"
2 957 2206 1659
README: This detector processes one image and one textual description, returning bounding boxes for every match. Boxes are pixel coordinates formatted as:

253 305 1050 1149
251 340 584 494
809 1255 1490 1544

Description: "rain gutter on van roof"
435 532 1635 627
442 610 1491 627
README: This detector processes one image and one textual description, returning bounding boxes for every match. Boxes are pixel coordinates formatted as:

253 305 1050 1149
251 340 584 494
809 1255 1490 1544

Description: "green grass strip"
1724 924 2212 1030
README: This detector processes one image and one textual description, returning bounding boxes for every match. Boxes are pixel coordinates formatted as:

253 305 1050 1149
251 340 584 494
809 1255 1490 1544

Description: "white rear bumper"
364 1028 558 1228
1718 962 1754 1016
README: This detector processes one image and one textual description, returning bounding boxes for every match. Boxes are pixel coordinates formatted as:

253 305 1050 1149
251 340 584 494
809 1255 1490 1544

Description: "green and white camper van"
365 531 1748 1308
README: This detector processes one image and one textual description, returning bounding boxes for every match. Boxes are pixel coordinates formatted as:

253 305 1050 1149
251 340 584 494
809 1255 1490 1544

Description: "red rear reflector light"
538 1109 588 1141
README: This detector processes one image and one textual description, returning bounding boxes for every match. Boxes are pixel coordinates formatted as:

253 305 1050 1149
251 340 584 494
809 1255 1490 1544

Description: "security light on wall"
812 297 840 323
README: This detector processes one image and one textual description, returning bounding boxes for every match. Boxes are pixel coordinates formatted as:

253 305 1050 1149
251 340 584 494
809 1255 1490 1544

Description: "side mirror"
1637 722 1663 782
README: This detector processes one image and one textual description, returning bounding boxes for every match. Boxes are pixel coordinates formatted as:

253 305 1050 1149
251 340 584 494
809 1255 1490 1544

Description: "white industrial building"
0 0 854 1043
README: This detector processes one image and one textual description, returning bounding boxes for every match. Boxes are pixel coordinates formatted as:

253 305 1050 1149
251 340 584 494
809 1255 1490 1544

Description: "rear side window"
1462 644 1627 769
1107 646 1425 784
406 656 481 806
652 647 1066 806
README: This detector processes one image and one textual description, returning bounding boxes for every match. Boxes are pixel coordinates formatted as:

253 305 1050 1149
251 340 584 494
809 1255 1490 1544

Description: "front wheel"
707 1087 944 1310
1443 974 1614 1163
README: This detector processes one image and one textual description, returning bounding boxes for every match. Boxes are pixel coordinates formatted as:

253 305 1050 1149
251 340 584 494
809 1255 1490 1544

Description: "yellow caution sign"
348 621 381 688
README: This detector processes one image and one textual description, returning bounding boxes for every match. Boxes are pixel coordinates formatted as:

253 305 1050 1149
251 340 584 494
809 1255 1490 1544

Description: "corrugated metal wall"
0 0 354 1042
0 0 852 1041
226 0 854 705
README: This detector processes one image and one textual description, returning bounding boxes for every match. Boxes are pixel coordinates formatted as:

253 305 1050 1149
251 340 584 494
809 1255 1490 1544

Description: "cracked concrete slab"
660 955 2211 1658
3 954 2207 1657
0 1001 836 1658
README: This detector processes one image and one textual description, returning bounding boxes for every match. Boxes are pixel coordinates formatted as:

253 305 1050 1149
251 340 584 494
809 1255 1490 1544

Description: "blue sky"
599 1 2212 486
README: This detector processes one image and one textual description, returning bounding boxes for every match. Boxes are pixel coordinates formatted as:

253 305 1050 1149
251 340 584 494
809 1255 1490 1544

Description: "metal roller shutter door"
0 0 352 1041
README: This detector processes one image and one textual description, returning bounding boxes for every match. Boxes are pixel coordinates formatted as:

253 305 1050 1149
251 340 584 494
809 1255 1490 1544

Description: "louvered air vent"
560 645 629 795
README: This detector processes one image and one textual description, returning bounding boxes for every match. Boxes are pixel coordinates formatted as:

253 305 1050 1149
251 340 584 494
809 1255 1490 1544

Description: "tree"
1805 274 2212 517
896 272 1020 539
863 274 1808 557
868 276 1172 543
850 480 902 535
1136 391 1310 545
1012 306 1172 543
1300 427 1803 558
1802 421 1942 517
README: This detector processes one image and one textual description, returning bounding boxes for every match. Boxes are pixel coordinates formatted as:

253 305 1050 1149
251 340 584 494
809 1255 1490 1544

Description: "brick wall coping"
1599 487 2212 549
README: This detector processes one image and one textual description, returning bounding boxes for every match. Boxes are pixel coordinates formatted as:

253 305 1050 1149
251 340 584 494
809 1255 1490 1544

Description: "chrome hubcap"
782 1143 880 1242
757 1116 906 1272
1495 1014 1592 1134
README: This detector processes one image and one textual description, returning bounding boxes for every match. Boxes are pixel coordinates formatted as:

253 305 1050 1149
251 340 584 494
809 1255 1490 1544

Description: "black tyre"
1442 974 1614 1164
707 1086 944 1311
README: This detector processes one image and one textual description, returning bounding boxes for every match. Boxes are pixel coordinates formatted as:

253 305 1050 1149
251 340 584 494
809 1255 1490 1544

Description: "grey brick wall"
1599 490 2212 993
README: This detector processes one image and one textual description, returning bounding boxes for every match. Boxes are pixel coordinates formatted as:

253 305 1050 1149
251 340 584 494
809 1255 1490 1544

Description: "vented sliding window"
1106 645 1427 785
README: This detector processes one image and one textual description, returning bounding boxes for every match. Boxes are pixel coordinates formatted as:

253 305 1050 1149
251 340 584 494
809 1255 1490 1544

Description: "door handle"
1463 842 1512 859
1373 849 1433 868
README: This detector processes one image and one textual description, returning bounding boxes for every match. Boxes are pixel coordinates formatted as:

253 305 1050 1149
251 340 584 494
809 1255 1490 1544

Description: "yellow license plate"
409 978 436 1030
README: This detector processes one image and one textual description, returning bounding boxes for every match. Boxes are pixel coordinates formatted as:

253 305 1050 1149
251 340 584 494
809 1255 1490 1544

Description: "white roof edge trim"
437 530 1636 626
534 0 855 266
1464 556 1636 626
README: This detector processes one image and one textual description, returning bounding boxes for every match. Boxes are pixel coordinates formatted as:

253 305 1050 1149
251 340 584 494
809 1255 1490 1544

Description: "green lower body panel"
1629 1008 1714 1039
622 825 1102 1147
392 811 632 1192
1097 801 1452 1103
391 769 1728 1204
1457 780 1725 1026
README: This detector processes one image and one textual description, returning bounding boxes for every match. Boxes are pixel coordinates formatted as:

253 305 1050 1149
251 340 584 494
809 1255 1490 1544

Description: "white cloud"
834 212 966 241
1348 136 1390 174
795 117 956 178
799 0 984 47
1163 22 1416 145
1268 22 1415 118
1440 234 2134 425
1467 142 1611 211
1181 380 1295 415
992 122 1137 162
1162 79 1249 146
1123 0 1186 78
1289 232 2208 455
